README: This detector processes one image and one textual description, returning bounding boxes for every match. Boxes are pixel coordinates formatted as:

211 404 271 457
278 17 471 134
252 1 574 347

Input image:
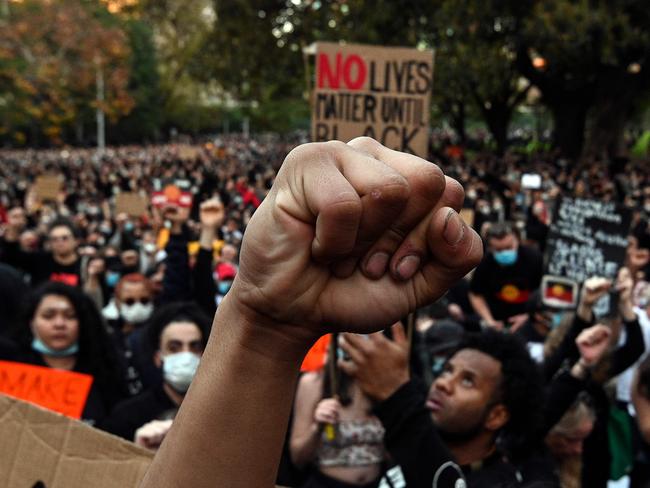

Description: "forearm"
199 227 215 251
140 295 312 488
468 293 495 324
289 422 322 468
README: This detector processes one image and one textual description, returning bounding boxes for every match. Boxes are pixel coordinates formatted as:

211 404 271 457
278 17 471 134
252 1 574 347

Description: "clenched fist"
231 137 483 341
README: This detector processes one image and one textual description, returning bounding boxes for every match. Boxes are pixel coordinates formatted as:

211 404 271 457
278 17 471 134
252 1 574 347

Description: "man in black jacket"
339 323 612 488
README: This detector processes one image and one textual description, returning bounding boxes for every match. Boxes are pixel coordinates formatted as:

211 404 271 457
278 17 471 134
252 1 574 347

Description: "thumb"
391 322 408 345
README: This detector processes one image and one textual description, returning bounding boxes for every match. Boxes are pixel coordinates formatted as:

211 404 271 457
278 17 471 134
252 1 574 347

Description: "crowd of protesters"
0 134 649 488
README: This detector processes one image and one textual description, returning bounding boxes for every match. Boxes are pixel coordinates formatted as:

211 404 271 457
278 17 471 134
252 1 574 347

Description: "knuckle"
348 136 382 154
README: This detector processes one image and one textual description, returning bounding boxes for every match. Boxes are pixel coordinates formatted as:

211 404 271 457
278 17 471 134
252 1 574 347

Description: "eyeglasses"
123 298 151 306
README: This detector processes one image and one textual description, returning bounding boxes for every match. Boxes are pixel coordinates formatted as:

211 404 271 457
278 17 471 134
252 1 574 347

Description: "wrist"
218 292 317 365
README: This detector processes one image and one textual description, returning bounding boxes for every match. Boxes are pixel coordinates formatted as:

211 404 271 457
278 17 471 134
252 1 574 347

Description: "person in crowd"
469 222 544 331
632 355 650 487
1 210 84 287
543 267 644 488
100 301 211 444
545 394 596 488
516 292 566 363
106 273 156 396
290 338 387 488
0 282 126 425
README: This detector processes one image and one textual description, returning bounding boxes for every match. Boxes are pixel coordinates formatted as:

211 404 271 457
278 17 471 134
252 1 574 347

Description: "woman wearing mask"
290 338 387 488
1 282 126 425
99 302 211 444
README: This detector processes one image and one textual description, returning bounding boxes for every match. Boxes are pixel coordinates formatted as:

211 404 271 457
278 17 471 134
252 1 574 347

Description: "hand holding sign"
135 419 174 451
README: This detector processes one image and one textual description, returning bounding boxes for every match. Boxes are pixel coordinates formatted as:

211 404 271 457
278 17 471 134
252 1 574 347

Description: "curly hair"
457 329 544 460
11 282 125 406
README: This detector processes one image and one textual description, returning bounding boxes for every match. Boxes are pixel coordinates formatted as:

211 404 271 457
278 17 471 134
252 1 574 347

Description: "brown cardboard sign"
0 394 153 488
312 42 434 158
115 192 149 218
34 175 62 201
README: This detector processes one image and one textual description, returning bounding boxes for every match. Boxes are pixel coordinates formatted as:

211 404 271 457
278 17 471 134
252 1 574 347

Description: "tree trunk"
484 104 510 156
550 100 589 160
451 100 467 144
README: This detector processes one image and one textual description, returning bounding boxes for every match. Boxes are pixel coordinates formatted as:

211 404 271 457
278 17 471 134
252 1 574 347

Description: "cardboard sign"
178 145 200 161
545 197 632 315
0 361 93 419
116 192 149 218
301 334 331 373
312 42 434 158
34 175 62 201
459 208 475 227
151 185 193 209
0 394 153 488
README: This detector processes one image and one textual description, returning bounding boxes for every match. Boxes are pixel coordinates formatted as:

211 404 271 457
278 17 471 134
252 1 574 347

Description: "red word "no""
317 53 367 90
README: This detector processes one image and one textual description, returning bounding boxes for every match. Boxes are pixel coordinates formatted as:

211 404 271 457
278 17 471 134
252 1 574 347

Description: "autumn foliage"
0 0 133 145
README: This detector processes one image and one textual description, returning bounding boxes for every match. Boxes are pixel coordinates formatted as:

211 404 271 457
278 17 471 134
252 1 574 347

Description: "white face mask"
162 352 200 393
119 302 153 324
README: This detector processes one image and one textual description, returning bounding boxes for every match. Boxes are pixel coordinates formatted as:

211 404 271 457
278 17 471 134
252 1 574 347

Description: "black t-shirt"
99 383 177 441
0 240 82 286
470 245 543 321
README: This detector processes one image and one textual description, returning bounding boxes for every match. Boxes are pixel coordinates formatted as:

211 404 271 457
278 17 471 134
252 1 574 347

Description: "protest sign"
300 334 331 373
34 175 62 201
312 42 434 158
151 184 193 209
0 394 153 488
0 361 93 419
116 192 149 218
544 197 632 315
459 208 475 227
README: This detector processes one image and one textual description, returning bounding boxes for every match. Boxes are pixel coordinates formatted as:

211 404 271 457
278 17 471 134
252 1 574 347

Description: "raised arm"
139 138 483 488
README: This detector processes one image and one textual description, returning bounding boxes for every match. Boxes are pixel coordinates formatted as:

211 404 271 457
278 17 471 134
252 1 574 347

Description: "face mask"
162 352 200 393
551 312 563 329
124 222 135 232
217 280 232 295
493 249 518 266
120 302 153 324
105 271 120 288
467 190 477 200
32 337 79 357
143 243 156 254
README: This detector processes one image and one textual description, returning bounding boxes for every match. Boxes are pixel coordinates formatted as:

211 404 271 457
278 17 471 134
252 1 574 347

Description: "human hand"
576 324 611 367
507 313 529 333
116 212 129 230
200 198 225 229
485 319 505 331
580 277 612 307
313 398 341 424
232 138 482 348
134 419 174 450
338 322 410 401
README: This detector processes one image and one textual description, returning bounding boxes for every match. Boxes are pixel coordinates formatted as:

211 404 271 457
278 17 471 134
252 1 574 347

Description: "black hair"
47 217 79 239
485 221 517 241
12 282 125 407
145 301 212 356
455 329 544 460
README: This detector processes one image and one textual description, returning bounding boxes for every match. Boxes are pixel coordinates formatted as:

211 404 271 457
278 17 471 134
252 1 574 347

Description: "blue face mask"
551 312 563 329
124 221 135 232
217 281 232 295
105 271 120 288
493 249 518 266
32 337 79 357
